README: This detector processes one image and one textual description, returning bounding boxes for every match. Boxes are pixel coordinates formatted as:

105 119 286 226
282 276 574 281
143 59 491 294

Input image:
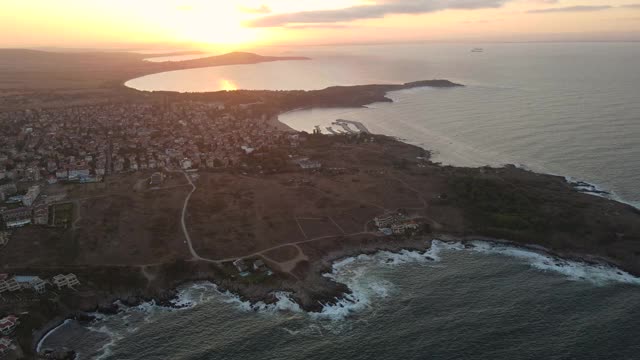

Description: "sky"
1 0 640 49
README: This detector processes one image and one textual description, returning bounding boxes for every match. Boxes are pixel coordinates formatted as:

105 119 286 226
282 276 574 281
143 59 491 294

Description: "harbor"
317 119 371 135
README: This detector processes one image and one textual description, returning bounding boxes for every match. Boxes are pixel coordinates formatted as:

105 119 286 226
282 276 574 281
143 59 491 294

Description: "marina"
319 119 371 135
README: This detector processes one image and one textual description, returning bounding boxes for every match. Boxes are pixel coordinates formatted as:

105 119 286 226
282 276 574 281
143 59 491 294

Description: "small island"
0 50 638 359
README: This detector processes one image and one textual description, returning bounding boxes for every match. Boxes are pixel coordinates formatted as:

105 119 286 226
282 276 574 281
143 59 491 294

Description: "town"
0 100 297 232
0 100 301 358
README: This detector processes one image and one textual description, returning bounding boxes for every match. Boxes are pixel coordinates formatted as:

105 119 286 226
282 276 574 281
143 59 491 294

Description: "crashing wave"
67 239 640 359
466 240 640 285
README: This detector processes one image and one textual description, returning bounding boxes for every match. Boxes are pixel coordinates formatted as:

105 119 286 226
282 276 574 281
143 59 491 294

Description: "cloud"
620 3 640 8
246 0 514 27
239 4 272 14
527 5 613 13
284 24 353 29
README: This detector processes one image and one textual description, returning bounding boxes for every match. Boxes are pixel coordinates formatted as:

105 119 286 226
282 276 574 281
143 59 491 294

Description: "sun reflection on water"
220 79 238 91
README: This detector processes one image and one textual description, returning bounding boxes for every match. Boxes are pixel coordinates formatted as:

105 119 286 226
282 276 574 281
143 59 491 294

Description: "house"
3 278 21 292
13 276 47 293
56 169 68 179
374 215 398 228
47 160 58 172
31 277 47 293
232 259 249 276
33 205 49 225
391 222 419 235
52 274 67 289
0 337 13 355
0 316 18 336
253 260 266 271
22 185 41 206
0 183 17 202
298 159 321 170
180 158 192 170
241 145 255 155
53 274 80 289
149 172 163 186
66 274 80 287
1 207 32 229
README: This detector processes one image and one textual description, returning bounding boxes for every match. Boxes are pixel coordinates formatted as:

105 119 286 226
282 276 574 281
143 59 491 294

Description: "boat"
471 48 484 53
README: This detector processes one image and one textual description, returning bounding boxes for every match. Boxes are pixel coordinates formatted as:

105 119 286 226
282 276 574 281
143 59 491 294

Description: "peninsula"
0 50 638 359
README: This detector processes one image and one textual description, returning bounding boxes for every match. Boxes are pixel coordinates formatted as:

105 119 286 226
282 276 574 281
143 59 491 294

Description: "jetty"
325 127 339 135
333 119 371 134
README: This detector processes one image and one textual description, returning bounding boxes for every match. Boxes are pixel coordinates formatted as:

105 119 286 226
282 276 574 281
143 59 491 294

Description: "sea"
42 43 640 359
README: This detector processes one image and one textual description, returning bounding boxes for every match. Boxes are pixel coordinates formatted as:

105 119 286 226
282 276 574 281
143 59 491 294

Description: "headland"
0 49 638 359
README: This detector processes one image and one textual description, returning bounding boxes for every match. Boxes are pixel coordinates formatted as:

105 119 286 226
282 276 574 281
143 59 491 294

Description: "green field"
51 203 74 227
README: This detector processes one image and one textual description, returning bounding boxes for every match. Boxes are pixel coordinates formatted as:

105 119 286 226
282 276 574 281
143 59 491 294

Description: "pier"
325 127 338 135
332 119 371 134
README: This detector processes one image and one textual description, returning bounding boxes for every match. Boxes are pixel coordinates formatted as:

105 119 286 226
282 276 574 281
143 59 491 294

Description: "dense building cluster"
0 100 295 229
0 101 287 181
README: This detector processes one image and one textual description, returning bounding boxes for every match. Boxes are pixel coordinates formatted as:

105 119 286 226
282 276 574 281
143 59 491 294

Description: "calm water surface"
128 43 640 205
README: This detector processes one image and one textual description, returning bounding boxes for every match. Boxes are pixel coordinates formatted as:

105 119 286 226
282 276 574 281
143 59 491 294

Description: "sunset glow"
2 0 640 48
219 79 238 91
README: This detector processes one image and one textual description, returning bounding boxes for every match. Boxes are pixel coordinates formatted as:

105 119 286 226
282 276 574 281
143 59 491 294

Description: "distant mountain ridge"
0 49 309 90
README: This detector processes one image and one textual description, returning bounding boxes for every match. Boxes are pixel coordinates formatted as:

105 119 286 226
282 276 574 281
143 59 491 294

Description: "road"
177 170 214 263
175 170 379 266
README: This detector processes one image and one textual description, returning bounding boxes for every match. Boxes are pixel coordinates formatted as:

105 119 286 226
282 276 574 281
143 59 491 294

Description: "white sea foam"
314 242 459 320
314 239 640 320
561 175 640 211
465 240 640 286
87 324 124 360
77 239 640 358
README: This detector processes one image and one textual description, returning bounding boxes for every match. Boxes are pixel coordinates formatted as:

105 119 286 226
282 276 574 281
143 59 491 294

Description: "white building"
241 145 255 155
0 279 20 292
31 277 47 293
22 185 41 207
0 336 14 355
52 274 80 289
0 316 18 336
374 215 397 228
298 159 321 170
180 158 192 170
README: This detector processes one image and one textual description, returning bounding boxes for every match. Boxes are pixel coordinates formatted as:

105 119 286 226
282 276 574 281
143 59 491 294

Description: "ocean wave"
315 239 640 320
86 324 124 360
465 240 640 286
561 175 640 210
68 239 640 359
314 241 464 320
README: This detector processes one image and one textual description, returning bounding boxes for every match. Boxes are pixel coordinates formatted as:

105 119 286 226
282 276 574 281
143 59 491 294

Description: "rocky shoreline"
33 232 640 359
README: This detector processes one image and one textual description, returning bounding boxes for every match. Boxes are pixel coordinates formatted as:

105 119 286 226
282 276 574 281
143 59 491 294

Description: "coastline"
34 233 640 356
11 79 639 357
